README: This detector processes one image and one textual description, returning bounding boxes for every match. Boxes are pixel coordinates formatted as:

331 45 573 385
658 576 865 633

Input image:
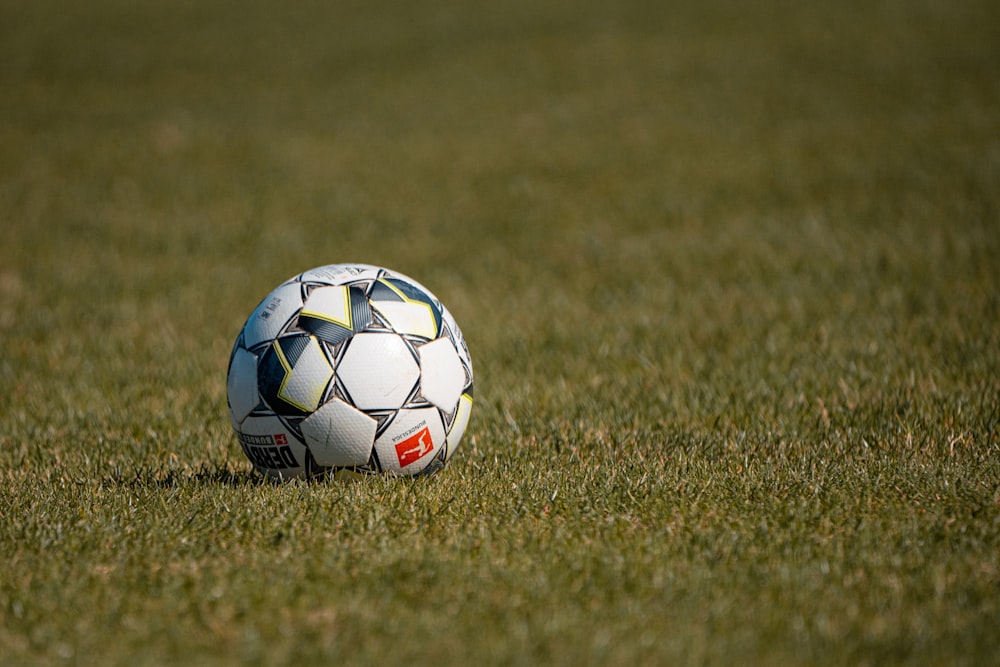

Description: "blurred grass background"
1 0 998 664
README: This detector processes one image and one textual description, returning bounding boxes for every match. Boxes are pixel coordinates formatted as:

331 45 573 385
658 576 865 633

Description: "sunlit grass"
1 0 998 664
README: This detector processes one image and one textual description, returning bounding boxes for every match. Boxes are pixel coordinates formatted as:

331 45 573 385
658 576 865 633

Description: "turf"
1 0 998 664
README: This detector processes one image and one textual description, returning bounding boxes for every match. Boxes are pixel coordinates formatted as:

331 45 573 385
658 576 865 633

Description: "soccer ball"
226 264 473 479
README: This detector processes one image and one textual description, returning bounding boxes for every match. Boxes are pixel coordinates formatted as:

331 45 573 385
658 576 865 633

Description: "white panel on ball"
370 300 437 339
301 398 377 467
443 309 473 373
243 282 303 349
234 414 308 480
300 264 382 285
337 333 419 411
226 347 259 426
374 408 446 475
418 337 466 412
300 285 352 327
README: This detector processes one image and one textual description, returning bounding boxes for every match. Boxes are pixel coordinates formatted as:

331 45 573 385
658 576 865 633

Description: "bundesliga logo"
394 426 433 468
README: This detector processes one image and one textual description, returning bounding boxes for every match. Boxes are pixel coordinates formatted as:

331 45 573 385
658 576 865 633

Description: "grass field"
2 0 999 664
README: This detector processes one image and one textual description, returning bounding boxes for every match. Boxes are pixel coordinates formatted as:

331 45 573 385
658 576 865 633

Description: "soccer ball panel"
370 300 439 340
337 332 419 411
242 282 303 349
299 264 382 285
374 408 446 475
369 278 442 340
446 393 473 461
258 334 333 415
378 271 441 309
418 337 466 412
302 285 352 328
299 285 372 346
234 414 308 480
443 308 473 376
276 336 332 413
301 398 376 468
226 346 259 426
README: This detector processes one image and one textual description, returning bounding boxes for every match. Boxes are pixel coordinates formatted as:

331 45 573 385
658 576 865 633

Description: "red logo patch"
395 427 434 468
273 433 288 446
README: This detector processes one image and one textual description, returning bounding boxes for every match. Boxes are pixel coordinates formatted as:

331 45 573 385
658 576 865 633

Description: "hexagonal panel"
418 337 466 412
301 398 377 468
337 333 419 411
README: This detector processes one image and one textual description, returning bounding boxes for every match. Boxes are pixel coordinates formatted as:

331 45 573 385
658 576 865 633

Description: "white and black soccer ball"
226 264 473 479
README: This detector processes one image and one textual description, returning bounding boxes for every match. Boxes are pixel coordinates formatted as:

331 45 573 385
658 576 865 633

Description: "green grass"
2 0 999 664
